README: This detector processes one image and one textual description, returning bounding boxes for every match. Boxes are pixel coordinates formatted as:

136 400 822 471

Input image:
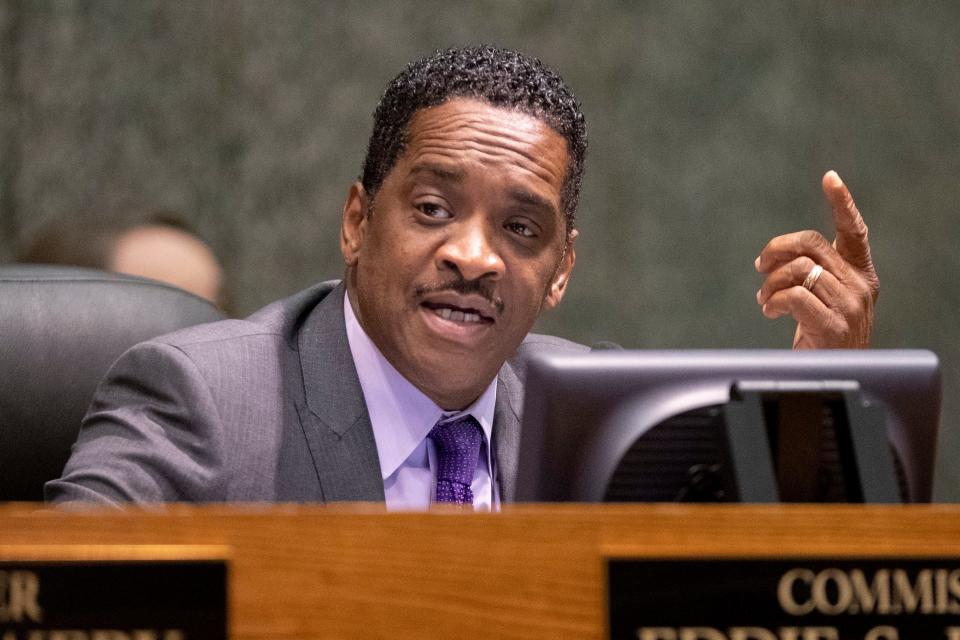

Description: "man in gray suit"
46 46 879 507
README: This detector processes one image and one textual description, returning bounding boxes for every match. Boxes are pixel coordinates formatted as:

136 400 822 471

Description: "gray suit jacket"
46 281 587 504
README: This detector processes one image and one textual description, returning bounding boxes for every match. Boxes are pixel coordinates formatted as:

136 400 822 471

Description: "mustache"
414 278 505 315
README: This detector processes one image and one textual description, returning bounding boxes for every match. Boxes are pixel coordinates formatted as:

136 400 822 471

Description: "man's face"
341 98 577 410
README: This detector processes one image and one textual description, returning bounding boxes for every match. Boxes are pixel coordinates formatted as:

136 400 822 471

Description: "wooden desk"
2 504 959 639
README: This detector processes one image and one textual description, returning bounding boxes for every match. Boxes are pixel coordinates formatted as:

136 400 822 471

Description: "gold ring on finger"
802 264 824 291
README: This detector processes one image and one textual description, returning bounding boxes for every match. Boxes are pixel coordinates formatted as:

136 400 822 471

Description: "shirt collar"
343 290 497 480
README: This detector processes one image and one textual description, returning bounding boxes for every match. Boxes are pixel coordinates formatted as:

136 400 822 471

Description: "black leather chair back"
0 265 226 500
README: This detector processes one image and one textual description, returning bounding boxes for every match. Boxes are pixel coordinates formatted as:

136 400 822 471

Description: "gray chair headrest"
0 265 226 500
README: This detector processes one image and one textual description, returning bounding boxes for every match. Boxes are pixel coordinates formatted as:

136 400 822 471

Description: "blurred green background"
1 1 957 499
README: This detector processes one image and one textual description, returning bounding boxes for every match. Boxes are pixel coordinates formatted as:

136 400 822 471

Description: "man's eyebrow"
506 188 559 217
408 163 559 217
409 163 465 182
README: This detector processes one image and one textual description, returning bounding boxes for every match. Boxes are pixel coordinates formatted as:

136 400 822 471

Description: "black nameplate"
0 560 226 639
608 558 960 640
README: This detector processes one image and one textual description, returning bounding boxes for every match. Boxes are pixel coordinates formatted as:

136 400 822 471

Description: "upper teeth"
436 308 482 323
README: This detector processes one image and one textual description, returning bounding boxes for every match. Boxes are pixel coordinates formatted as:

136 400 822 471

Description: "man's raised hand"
755 170 879 349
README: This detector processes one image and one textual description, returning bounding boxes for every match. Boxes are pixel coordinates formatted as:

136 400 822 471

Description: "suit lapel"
493 361 523 502
296 283 385 502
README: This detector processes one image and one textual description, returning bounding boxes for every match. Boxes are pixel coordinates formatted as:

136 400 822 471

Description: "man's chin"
405 351 504 410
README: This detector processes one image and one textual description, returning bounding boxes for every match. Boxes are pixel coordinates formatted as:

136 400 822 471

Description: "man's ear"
340 182 369 266
544 229 578 310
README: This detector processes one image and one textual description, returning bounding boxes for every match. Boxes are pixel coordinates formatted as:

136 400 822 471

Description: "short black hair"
360 45 587 232
16 209 202 268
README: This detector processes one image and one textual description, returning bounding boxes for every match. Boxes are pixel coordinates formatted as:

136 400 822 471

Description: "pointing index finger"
822 170 871 267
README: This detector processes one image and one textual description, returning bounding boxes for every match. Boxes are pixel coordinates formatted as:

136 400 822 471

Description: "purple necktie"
428 415 482 506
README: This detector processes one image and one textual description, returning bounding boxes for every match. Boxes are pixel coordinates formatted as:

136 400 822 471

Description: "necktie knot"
428 414 482 505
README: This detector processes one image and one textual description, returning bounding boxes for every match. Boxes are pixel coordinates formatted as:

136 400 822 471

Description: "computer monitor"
515 350 940 503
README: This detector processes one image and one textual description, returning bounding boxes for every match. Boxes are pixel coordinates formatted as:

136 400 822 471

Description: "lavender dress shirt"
343 293 499 511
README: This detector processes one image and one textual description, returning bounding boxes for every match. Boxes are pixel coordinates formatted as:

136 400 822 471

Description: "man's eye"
417 202 452 219
506 222 536 238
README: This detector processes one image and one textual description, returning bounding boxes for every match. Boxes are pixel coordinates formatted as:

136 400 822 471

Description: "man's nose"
436 221 505 282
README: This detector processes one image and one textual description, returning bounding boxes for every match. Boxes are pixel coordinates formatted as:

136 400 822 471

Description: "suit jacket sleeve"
45 340 228 505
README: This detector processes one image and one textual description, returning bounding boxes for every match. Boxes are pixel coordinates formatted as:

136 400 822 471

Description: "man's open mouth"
421 301 495 325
